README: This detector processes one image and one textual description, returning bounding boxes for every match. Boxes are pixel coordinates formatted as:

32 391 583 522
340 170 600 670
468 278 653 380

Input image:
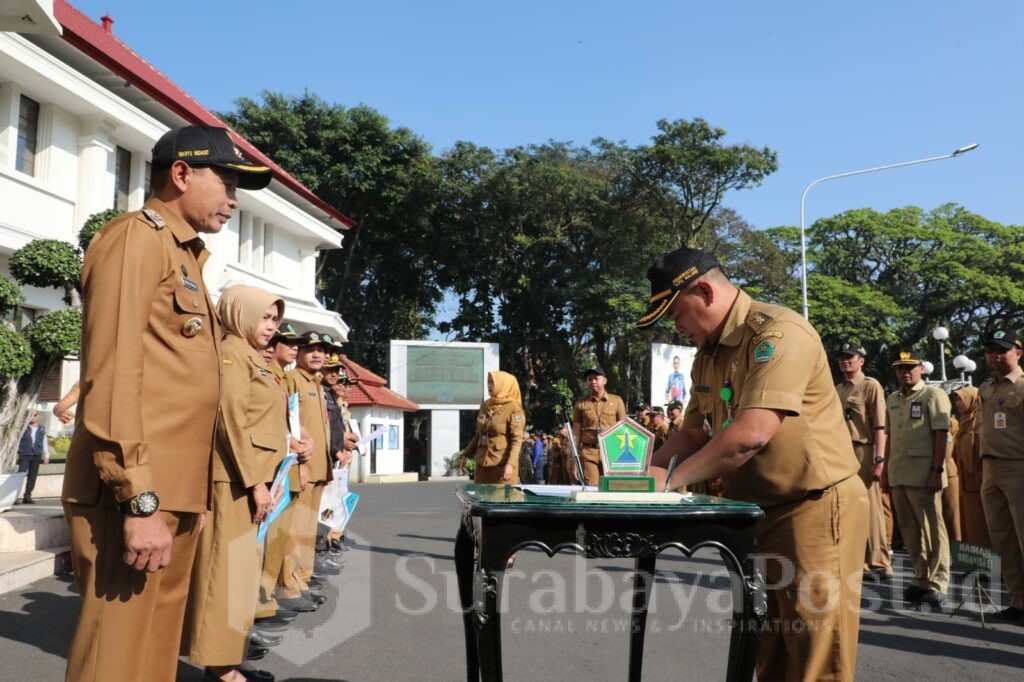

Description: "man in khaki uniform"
638 247 867 682
650 407 670 450
666 400 684 438
256 325 315 620
281 332 334 602
978 329 1024 622
61 125 272 682
883 350 951 607
835 342 893 578
571 367 626 485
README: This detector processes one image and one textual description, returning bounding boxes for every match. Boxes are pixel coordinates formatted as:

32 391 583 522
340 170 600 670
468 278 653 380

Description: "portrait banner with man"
650 343 698 412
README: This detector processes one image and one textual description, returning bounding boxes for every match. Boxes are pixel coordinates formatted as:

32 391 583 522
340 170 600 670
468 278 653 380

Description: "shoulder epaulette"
141 207 166 230
745 309 774 332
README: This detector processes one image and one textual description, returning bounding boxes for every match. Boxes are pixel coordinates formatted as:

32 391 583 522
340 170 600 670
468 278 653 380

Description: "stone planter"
0 472 27 512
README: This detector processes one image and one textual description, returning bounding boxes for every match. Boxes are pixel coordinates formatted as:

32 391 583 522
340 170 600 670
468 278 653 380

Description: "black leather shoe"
993 606 1024 622
275 608 298 621
903 585 928 603
302 590 327 605
276 596 318 612
314 559 342 575
239 668 275 682
22 497 35 505
252 616 289 632
328 538 344 555
250 630 283 648
246 646 268 661
308 576 326 589
915 590 946 609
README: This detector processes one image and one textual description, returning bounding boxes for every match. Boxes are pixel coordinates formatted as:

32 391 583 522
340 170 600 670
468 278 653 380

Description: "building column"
430 410 460 478
0 81 22 170
74 115 115 231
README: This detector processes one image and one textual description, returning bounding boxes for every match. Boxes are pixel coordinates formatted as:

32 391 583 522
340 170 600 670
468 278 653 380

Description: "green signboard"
405 346 485 406
951 541 1000 573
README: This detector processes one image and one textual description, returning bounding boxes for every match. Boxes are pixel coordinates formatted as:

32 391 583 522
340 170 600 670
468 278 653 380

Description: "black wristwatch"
118 491 160 516
931 465 944 474
873 456 885 464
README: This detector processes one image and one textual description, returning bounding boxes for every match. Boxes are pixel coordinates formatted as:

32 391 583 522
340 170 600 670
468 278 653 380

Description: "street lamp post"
798 143 979 320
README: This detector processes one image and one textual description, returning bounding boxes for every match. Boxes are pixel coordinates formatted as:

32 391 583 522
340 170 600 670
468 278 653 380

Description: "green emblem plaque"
597 417 656 493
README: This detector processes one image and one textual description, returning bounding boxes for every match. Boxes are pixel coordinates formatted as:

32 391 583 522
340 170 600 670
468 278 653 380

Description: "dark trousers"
17 456 41 499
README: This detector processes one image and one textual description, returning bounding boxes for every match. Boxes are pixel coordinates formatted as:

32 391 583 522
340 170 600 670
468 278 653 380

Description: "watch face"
136 492 159 515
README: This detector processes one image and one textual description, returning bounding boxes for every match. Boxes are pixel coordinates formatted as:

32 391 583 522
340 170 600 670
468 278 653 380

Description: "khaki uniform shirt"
885 381 951 487
215 336 288 487
288 367 333 483
573 393 626 447
978 366 1024 460
667 415 684 439
62 198 221 513
681 290 859 508
653 421 670 450
269 363 301 492
463 401 526 468
836 374 886 444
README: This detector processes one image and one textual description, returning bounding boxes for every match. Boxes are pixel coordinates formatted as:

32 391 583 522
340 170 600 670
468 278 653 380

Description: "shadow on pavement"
0 573 78 661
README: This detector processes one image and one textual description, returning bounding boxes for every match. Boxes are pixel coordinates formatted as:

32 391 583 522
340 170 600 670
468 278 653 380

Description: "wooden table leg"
455 523 479 682
475 567 503 682
627 552 656 681
724 553 766 682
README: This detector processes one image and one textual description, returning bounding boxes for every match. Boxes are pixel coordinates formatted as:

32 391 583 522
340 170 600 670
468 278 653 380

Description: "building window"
16 95 40 175
144 161 152 200
114 146 132 210
2 304 40 331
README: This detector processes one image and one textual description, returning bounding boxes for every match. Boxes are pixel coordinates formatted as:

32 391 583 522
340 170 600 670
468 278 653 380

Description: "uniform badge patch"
753 340 775 363
182 317 203 337
754 331 784 343
910 402 923 419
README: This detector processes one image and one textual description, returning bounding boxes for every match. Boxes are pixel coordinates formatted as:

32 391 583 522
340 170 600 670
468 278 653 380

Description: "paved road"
1 481 1022 680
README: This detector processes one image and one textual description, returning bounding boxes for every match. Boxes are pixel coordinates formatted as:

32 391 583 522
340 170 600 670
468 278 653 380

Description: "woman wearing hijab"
184 285 287 682
952 386 991 545
460 371 526 484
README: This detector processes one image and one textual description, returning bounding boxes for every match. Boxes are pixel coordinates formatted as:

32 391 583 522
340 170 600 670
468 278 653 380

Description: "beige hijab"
486 371 522 407
217 285 284 349
952 385 980 475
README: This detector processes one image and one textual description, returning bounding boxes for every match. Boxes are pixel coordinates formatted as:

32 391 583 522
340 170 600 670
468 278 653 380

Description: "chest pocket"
168 284 211 350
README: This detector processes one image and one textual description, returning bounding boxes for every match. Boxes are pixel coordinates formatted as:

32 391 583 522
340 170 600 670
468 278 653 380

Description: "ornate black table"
454 484 766 682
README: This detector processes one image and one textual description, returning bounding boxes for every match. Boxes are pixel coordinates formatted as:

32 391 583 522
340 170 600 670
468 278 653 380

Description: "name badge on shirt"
994 412 1007 429
910 402 923 419
181 276 199 292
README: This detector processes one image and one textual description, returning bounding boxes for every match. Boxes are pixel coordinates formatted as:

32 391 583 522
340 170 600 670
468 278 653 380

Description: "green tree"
768 205 1024 385
0 234 86 472
221 92 441 371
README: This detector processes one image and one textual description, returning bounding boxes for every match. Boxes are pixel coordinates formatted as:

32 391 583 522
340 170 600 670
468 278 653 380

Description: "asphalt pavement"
1 481 1022 680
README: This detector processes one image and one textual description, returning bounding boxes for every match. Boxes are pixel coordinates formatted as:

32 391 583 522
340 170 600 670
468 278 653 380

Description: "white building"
0 1 353 406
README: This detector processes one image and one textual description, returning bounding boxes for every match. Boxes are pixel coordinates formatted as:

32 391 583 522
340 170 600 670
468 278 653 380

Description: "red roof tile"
340 355 418 412
53 1 354 228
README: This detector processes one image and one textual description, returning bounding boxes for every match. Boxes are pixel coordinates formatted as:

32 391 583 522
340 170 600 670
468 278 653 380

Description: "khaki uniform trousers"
891 486 950 593
942 474 962 542
64 502 200 682
756 475 868 682
853 443 892 574
474 463 518 484
959 488 992 546
572 446 601 486
183 481 261 666
981 457 1024 609
279 483 325 597
256 498 296 618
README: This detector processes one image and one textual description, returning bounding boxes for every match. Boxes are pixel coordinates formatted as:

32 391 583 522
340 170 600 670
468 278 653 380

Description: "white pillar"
0 81 22 170
75 116 115 230
430 410 460 478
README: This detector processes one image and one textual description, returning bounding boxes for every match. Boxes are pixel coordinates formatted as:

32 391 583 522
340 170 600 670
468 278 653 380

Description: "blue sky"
75 0 1020 232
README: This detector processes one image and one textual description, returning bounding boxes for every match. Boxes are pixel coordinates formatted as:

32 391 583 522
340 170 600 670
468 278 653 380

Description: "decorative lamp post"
799 143 979 320
933 326 950 381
